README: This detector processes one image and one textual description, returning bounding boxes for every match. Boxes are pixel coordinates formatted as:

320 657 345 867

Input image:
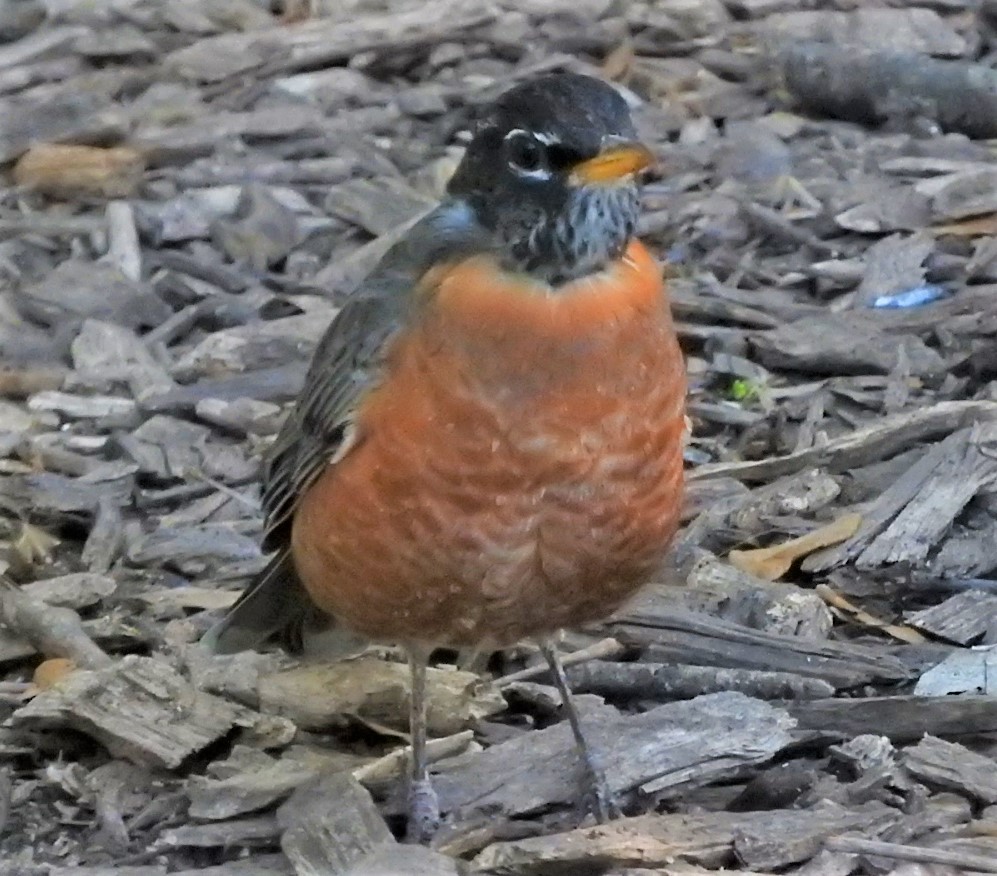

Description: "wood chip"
927 168 997 222
640 550 833 640
857 423 997 569
691 400 997 484
13 655 242 768
906 590 997 645
781 41 997 140
165 2 497 83
903 735 997 804
762 8 966 56
471 801 897 874
915 647 997 696
70 319 175 400
13 144 145 199
17 259 171 330
752 314 944 378
20 572 116 610
823 837 997 873
172 309 337 380
258 656 505 735
566 659 835 701
32 657 76 690
0 90 125 163
435 692 794 818
187 745 368 821
614 609 911 688
729 513 861 580
157 815 281 849
790 695 997 741
277 773 394 876
47 857 293 876
0 578 110 669
348 846 462 876
816 585 927 644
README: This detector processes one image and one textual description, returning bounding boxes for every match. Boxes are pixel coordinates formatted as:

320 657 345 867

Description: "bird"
203 71 687 842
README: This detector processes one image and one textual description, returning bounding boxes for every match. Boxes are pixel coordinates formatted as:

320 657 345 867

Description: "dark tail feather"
202 551 311 655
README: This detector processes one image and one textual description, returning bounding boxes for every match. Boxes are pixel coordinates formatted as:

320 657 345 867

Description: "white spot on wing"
328 419 359 465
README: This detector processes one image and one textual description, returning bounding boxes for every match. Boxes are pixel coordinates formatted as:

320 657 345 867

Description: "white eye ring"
504 129 552 180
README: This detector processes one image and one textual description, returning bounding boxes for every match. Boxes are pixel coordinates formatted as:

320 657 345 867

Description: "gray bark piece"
781 42 997 140
16 259 170 329
614 609 910 688
566 660 834 702
70 319 175 400
856 423 997 568
12 655 242 768
915 647 997 696
158 815 282 848
905 590 997 645
435 692 794 817
46 855 296 876
164 2 496 83
188 763 325 822
752 313 944 378
349 847 462 876
903 735 997 804
471 801 896 874
691 400 997 484
790 695 997 741
172 309 337 380
762 8 966 56
277 773 395 876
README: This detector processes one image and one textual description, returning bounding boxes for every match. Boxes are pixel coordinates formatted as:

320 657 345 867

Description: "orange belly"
290 241 686 648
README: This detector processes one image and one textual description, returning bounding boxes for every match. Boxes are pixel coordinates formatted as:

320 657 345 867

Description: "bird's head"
447 72 654 285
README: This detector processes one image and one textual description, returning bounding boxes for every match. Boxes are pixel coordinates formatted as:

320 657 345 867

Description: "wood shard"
790 695 997 741
471 801 896 874
903 734 997 804
566 659 834 702
12 655 242 768
257 655 505 735
277 773 394 876
435 692 795 817
613 609 910 688
13 143 146 199
728 513 861 580
905 589 997 645
690 400 997 483
187 744 368 821
856 423 997 569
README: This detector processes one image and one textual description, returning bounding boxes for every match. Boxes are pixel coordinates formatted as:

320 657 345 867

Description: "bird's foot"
406 777 441 844
579 750 621 824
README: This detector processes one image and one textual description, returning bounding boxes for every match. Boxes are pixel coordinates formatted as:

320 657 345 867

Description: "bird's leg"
539 640 619 823
406 646 440 843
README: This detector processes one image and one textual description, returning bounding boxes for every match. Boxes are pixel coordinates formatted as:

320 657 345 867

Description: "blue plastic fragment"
683 446 712 465
666 243 688 264
870 284 947 309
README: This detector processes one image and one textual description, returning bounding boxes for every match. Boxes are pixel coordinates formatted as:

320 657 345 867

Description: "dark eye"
504 131 547 174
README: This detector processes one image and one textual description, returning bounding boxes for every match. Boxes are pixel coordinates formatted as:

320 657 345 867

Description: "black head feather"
447 73 647 284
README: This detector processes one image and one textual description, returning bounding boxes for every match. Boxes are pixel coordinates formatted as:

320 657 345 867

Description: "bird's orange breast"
291 241 687 648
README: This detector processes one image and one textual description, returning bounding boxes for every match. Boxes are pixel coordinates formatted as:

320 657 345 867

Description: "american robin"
203 72 687 841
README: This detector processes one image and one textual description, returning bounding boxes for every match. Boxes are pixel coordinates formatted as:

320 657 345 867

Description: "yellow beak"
569 141 656 185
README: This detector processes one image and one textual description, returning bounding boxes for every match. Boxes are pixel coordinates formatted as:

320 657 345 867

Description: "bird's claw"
406 777 441 844
580 751 620 824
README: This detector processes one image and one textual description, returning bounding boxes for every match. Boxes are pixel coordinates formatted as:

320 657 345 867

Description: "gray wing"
203 200 490 654
260 292 402 550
